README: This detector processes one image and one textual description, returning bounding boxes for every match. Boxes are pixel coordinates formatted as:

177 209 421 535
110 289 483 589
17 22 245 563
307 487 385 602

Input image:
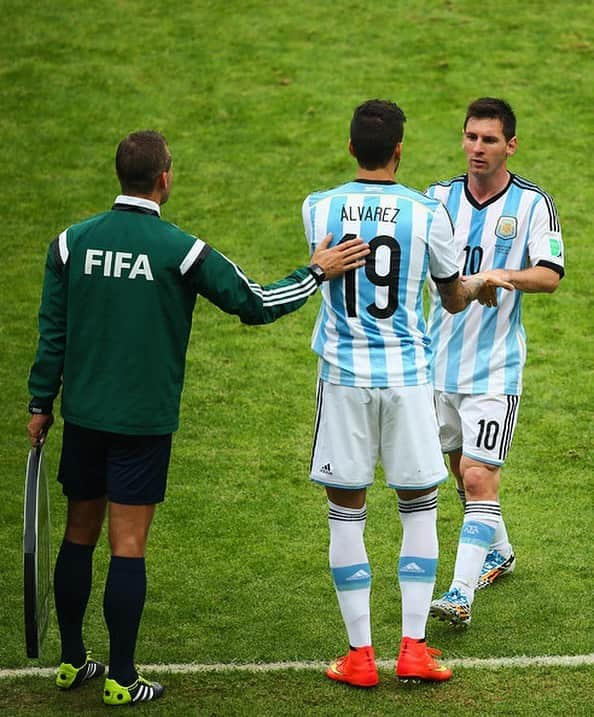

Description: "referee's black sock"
103 556 146 686
54 539 95 666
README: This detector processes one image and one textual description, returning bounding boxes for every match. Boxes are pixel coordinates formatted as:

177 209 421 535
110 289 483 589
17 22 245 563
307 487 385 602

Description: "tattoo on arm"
437 276 482 314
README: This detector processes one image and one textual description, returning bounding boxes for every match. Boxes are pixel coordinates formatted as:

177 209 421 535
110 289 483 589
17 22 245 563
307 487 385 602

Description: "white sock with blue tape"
328 500 371 647
452 501 501 603
398 490 438 639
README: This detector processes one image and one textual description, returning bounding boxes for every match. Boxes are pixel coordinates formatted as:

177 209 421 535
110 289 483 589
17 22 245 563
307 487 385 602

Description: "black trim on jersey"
432 271 460 284
536 260 565 279
184 244 213 281
511 175 560 231
433 173 561 232
50 236 64 272
112 203 160 217
442 200 455 233
353 179 396 185
428 174 466 190
309 379 325 473
464 173 513 210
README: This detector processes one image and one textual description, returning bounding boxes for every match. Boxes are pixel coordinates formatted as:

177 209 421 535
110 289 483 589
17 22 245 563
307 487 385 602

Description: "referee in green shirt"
27 130 368 706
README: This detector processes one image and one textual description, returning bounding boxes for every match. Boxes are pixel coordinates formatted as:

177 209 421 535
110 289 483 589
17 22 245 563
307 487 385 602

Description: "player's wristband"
308 263 326 285
28 398 53 415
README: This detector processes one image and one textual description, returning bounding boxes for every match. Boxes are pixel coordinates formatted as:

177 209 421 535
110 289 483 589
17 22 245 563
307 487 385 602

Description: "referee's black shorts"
57 422 172 505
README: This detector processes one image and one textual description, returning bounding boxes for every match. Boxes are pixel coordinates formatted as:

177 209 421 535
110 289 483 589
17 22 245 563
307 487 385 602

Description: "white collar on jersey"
114 194 161 216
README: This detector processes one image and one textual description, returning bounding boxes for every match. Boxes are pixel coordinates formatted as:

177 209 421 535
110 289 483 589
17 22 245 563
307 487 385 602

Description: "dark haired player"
427 98 564 627
302 100 512 687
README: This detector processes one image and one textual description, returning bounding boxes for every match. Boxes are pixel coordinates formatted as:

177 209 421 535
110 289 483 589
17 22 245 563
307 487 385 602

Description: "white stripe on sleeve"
179 238 207 275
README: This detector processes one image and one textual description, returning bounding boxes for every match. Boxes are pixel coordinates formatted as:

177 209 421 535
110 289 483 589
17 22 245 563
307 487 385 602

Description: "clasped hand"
463 269 514 308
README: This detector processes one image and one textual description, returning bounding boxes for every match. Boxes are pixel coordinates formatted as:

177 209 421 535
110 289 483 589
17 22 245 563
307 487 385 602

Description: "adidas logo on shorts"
320 463 333 476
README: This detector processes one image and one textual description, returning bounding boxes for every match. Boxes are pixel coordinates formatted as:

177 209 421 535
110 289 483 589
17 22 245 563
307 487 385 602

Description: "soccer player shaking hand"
427 98 564 627
303 100 513 688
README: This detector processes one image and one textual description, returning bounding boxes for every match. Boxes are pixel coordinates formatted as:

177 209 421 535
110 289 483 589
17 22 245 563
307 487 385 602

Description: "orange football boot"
396 637 453 682
326 646 379 687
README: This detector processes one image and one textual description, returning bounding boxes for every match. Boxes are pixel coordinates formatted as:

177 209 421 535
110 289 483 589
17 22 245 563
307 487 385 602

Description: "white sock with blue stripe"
490 513 513 557
452 501 501 603
398 490 438 639
328 500 371 648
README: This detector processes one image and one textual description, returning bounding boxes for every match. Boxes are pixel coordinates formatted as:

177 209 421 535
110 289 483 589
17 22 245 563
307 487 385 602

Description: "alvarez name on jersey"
426 173 565 395
303 179 459 388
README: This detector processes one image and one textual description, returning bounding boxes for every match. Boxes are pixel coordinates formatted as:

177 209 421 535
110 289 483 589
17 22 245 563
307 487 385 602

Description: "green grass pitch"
1 1 593 715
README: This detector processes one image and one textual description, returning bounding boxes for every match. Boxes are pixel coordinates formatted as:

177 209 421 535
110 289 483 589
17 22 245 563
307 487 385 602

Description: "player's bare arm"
311 233 370 280
480 266 561 294
438 271 514 313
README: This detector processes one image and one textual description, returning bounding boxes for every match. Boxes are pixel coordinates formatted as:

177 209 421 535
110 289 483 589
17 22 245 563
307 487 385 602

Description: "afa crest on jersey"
495 216 517 240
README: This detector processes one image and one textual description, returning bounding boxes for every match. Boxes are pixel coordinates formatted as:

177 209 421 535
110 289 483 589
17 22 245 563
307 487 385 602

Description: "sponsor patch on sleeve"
548 236 563 258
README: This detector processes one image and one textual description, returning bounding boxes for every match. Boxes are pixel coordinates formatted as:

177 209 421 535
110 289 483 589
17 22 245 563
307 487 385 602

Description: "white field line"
1 654 594 680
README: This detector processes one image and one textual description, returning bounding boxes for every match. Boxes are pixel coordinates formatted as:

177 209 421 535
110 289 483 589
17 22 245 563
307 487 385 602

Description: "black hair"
115 130 172 194
464 98 516 141
350 99 407 170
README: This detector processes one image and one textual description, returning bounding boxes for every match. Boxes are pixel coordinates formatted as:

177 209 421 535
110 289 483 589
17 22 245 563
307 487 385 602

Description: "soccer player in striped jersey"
27 131 369 707
302 100 513 686
427 98 565 627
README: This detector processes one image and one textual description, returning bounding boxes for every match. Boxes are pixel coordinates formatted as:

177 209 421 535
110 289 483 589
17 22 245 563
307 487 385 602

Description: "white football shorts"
310 380 448 491
434 391 521 466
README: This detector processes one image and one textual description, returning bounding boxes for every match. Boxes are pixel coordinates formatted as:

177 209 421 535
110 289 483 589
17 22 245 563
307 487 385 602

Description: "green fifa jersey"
28 196 319 434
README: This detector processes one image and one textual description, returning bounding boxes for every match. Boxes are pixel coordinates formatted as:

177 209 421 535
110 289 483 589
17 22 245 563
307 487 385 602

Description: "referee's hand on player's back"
311 233 370 280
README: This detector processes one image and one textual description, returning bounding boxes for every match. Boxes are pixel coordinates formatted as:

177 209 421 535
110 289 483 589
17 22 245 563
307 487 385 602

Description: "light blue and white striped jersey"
303 179 459 387
427 173 564 395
